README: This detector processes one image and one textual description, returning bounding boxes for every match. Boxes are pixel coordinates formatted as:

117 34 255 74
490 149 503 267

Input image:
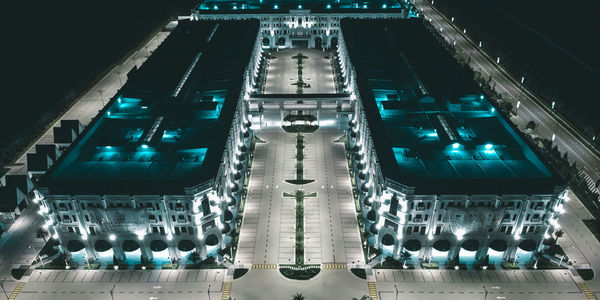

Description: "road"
0 28 171 283
412 0 600 186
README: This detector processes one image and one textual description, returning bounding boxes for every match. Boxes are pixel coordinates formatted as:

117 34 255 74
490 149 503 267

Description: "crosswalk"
578 170 599 194
252 264 278 269
322 263 347 269
367 281 378 300
578 282 597 300
221 282 232 300
9 282 25 300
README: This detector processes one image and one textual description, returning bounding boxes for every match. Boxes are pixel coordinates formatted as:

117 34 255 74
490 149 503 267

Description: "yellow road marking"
8 282 25 300
323 263 347 269
252 264 277 269
367 281 378 300
578 282 597 300
222 282 232 300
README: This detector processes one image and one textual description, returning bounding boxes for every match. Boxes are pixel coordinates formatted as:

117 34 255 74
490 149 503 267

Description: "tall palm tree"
399 250 412 269
36 227 48 243
187 251 201 267
292 292 305 300
554 229 564 243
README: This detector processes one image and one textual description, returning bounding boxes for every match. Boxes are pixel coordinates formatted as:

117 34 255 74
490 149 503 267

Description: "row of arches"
262 36 338 49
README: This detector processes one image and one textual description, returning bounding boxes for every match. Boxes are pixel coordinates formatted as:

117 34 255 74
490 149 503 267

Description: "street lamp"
1 277 9 300
99 90 105 107
208 284 212 300
29 245 44 267
109 285 116 300
394 284 399 300
521 76 525 84
496 57 500 64
483 285 489 300
552 101 556 109
515 101 521 115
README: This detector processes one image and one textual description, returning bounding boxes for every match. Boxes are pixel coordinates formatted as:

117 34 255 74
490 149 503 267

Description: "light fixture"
452 143 460 149
484 144 493 150
109 234 116 241
141 144 149 149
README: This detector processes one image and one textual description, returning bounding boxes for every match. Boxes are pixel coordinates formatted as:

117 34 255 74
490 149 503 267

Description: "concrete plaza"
264 49 336 94
236 112 363 266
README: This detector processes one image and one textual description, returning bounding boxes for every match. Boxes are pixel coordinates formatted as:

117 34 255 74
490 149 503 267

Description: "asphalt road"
413 0 600 186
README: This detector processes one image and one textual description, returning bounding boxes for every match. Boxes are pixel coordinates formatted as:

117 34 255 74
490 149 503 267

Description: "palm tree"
292 292 305 300
554 229 564 243
187 251 202 267
36 227 48 243
400 250 412 269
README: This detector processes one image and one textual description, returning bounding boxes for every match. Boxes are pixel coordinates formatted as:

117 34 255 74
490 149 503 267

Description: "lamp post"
394 284 399 300
99 89 105 107
1 277 9 300
483 285 489 300
29 245 44 267
109 284 116 300
208 284 212 300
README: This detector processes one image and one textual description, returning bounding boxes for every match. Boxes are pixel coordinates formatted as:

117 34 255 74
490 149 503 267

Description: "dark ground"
0 0 196 168
439 0 600 137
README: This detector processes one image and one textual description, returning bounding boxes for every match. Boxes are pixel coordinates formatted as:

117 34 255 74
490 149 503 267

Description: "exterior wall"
345 60 566 265
40 107 252 264
193 11 407 50
39 35 260 264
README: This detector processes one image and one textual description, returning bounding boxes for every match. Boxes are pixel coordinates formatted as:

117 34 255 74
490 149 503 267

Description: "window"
81 203 85 209
521 226 527 235
85 215 90 222
188 227 194 235
172 215 176 222
407 227 412 234
512 214 517 221
435 226 442 235
158 215 163 222
437 214 442 221
500 226 506 233
426 202 431 209
89 227 96 235
424 215 429 221
152 227 158 233
506 226 513 235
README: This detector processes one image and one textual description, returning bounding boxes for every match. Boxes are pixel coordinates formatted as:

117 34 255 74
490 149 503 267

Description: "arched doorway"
330 37 338 49
277 37 286 47
314 37 323 49
262 37 270 47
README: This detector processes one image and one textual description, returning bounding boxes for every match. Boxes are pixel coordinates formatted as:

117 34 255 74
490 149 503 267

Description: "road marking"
252 264 277 269
367 281 378 300
577 282 597 300
8 282 25 300
322 263 347 269
221 282 232 300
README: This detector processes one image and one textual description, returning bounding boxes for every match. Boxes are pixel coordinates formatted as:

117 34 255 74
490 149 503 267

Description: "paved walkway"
26 269 225 283
264 48 336 94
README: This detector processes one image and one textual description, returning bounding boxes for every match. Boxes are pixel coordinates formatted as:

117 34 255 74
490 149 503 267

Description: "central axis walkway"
236 120 363 266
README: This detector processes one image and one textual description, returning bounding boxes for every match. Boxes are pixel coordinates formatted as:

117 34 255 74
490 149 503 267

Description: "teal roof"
42 20 259 195
344 19 562 194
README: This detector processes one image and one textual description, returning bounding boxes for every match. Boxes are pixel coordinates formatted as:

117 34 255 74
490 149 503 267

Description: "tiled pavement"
26 269 225 284
373 268 574 283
